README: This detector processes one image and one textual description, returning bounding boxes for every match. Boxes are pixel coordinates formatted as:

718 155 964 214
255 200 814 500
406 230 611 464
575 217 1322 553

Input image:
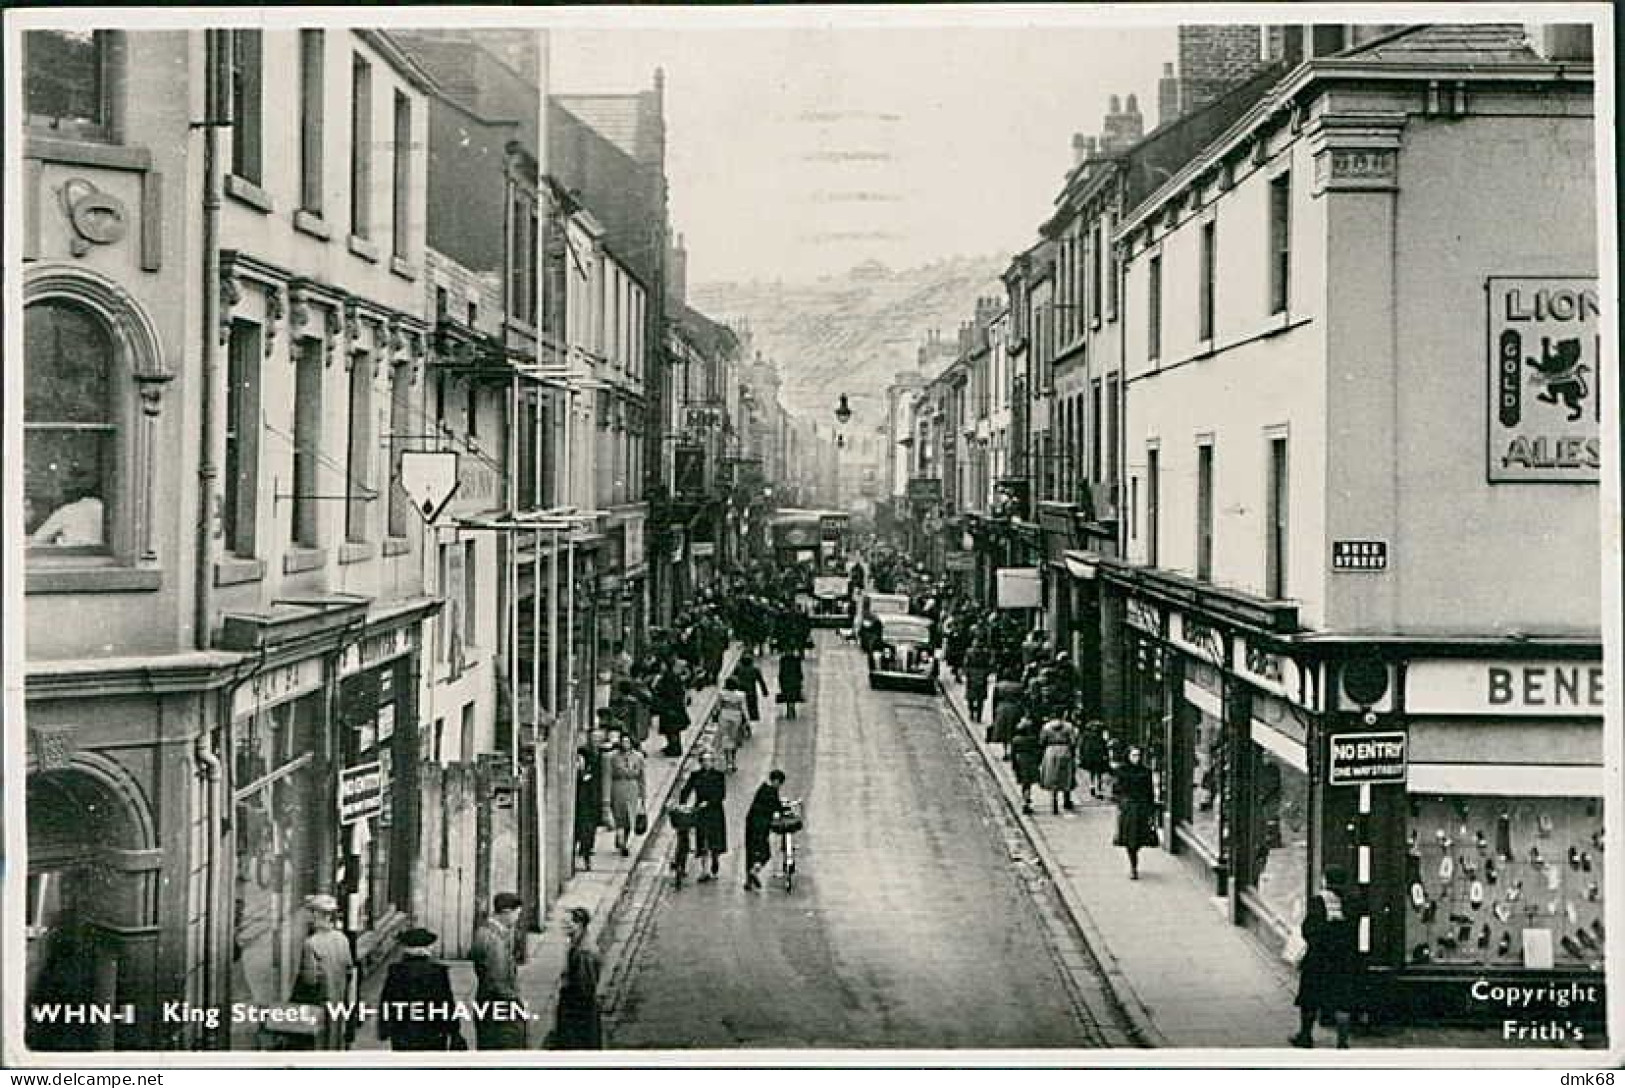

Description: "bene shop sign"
1486 277 1600 483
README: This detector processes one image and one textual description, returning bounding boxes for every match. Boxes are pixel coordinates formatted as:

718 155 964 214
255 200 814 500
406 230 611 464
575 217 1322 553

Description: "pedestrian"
716 678 748 774
291 894 354 1050
1113 745 1159 880
653 661 690 757
963 640 993 723
743 768 791 890
607 732 648 856
550 907 603 1050
377 927 466 1051
1038 716 1079 814
733 654 770 725
469 892 528 1049
679 749 729 883
1078 722 1110 799
1291 864 1361 1049
777 648 804 720
574 731 603 871
1010 717 1044 815
991 672 1026 756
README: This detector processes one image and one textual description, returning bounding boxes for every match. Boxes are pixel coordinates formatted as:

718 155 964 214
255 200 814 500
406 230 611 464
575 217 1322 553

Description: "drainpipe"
194 713 224 1044
195 29 229 651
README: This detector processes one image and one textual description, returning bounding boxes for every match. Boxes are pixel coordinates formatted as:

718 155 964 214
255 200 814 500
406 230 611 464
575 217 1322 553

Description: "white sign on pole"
399 450 461 524
995 567 1041 609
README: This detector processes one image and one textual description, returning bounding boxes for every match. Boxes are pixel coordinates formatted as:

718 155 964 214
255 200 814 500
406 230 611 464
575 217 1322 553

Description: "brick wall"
1177 24 1266 116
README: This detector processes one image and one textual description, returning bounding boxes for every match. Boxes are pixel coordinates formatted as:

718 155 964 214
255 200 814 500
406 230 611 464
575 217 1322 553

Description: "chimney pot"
1163 61 1175 75
1126 93 1139 113
1110 94 1122 113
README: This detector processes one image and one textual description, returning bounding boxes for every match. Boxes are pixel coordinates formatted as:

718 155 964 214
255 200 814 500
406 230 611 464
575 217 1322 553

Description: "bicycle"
770 801 804 893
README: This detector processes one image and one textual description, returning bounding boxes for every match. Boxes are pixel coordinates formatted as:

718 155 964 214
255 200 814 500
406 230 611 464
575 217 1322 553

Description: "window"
1269 172 1291 314
1199 220 1216 341
299 30 324 215
508 191 535 325
465 380 479 439
434 286 448 323
1147 254 1163 361
1129 476 1138 540
1266 435 1289 599
25 300 116 553
467 300 477 328
1091 224 1104 323
350 55 372 238
224 322 262 557
463 540 477 647
345 355 372 542
1196 441 1214 581
24 30 110 138
291 339 323 548
1089 380 1103 484
391 91 411 259
1106 374 1120 495
1146 447 1160 567
387 363 411 539
230 30 263 185
459 703 475 762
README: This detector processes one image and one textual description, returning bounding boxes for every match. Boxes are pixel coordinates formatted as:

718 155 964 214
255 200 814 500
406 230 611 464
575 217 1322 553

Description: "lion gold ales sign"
1487 277 1600 483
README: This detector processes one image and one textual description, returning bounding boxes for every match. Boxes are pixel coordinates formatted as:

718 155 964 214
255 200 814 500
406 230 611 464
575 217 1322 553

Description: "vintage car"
867 613 939 692
853 591 912 646
808 574 853 628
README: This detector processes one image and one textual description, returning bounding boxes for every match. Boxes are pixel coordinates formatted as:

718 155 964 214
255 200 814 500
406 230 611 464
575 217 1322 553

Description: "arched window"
25 300 117 553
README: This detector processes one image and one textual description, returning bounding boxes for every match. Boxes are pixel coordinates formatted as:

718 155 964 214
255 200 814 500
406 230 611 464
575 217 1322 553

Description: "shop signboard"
907 477 943 505
339 625 417 678
339 761 384 824
995 567 1040 609
1170 611 1226 666
1406 659 1604 717
1486 276 1601 483
233 657 324 718
1124 597 1163 636
625 518 644 570
692 541 716 558
1327 731 1407 785
945 550 975 572
1233 636 1298 701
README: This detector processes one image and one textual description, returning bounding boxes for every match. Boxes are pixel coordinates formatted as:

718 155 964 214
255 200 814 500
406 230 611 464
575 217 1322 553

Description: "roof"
554 94 652 162
1338 23 1542 64
672 303 739 360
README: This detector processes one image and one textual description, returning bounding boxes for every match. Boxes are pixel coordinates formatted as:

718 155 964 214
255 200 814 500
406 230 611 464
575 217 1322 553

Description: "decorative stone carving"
1307 111 1406 196
59 178 129 258
264 285 285 359
324 305 343 367
219 268 241 346
289 282 313 334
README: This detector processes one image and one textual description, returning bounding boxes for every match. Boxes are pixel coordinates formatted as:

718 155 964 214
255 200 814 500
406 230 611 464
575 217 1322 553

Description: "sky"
549 19 1178 287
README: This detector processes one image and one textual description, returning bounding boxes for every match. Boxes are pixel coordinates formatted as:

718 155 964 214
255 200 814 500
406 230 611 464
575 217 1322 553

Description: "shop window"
25 300 116 555
229 30 263 186
1182 700 1225 857
1406 794 1605 969
24 30 111 139
1246 741 1310 926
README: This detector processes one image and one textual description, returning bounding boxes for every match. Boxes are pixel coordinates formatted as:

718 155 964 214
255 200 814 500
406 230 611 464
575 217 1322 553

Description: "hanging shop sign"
1331 539 1388 572
399 450 461 524
1486 276 1601 483
1406 659 1604 717
907 477 943 505
339 761 384 824
1327 731 1408 786
995 567 1041 609
945 550 975 572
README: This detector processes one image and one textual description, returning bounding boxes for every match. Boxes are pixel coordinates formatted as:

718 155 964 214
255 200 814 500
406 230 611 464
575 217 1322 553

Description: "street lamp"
834 394 852 425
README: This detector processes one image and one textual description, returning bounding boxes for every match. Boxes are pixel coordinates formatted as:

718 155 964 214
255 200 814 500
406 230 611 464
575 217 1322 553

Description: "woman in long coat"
1010 718 1044 816
1113 745 1159 879
1077 723 1111 799
990 674 1026 753
291 894 354 1050
777 650 805 720
680 750 728 882
653 663 690 757
1291 865 1360 1049
606 733 647 857
1038 717 1079 815
963 641 994 723
551 908 602 1050
573 735 603 871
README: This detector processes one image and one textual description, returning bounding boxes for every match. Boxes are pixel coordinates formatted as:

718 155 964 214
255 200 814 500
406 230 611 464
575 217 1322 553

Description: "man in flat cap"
378 927 466 1050
291 893 354 1050
469 892 528 1049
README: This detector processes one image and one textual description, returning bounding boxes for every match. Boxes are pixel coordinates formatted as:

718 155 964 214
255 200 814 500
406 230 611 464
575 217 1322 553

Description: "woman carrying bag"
1113 745 1159 880
607 732 648 857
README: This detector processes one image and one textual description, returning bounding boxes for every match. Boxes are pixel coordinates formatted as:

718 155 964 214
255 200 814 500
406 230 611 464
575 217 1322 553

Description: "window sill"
390 255 418 282
348 234 380 263
339 540 377 565
27 565 162 595
214 556 267 586
283 547 326 575
225 175 274 214
383 536 412 557
294 209 331 241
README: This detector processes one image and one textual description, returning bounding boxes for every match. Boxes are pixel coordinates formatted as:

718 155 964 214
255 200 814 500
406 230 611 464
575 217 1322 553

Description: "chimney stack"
1158 61 1179 127
1072 132 1089 166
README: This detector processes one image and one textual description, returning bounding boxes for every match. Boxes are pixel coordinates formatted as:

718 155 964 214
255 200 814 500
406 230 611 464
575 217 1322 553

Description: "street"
609 630 1093 1048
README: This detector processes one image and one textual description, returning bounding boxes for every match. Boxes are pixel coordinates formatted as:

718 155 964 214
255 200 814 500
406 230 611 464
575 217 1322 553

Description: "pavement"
355 646 741 1051
933 669 1550 1052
